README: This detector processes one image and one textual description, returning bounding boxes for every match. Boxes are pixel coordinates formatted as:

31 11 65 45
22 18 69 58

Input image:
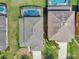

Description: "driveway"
32 51 41 59
58 42 67 59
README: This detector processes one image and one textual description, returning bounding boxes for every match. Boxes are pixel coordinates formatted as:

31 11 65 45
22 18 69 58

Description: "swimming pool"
0 6 5 12
23 9 41 17
48 0 68 5
0 6 6 14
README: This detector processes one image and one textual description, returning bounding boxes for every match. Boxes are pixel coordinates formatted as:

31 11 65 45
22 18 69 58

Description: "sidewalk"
58 42 67 59
32 51 41 59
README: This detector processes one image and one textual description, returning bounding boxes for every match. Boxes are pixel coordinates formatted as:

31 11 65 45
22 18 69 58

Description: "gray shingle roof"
0 16 8 51
19 17 43 51
48 10 75 42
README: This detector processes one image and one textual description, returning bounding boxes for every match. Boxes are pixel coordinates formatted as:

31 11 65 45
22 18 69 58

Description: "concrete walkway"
58 42 67 59
32 51 41 59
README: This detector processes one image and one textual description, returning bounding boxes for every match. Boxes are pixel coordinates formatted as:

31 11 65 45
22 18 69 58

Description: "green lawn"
43 40 58 59
67 39 79 59
70 0 78 5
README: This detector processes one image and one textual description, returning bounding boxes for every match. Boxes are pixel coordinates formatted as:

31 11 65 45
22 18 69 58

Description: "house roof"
19 17 43 51
0 16 8 51
48 10 75 42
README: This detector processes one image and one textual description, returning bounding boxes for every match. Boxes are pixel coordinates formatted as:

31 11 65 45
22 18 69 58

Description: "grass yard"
67 39 79 59
70 0 78 5
43 40 58 59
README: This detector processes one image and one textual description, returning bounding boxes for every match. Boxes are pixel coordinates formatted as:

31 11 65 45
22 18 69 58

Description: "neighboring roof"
19 7 43 51
48 10 75 42
19 6 43 51
0 16 8 51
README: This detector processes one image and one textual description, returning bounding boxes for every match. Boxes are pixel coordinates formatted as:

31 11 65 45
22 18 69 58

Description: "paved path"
58 42 67 59
32 51 41 59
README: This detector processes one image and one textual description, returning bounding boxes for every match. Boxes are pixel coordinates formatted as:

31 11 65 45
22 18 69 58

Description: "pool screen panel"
0 5 6 15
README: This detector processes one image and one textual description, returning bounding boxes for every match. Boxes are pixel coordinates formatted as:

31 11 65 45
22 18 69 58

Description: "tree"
21 55 30 59
44 39 58 59
44 52 54 59
1 56 7 59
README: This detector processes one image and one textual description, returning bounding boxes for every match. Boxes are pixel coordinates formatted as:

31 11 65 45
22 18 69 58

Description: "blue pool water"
50 0 68 5
23 9 40 17
0 6 5 12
